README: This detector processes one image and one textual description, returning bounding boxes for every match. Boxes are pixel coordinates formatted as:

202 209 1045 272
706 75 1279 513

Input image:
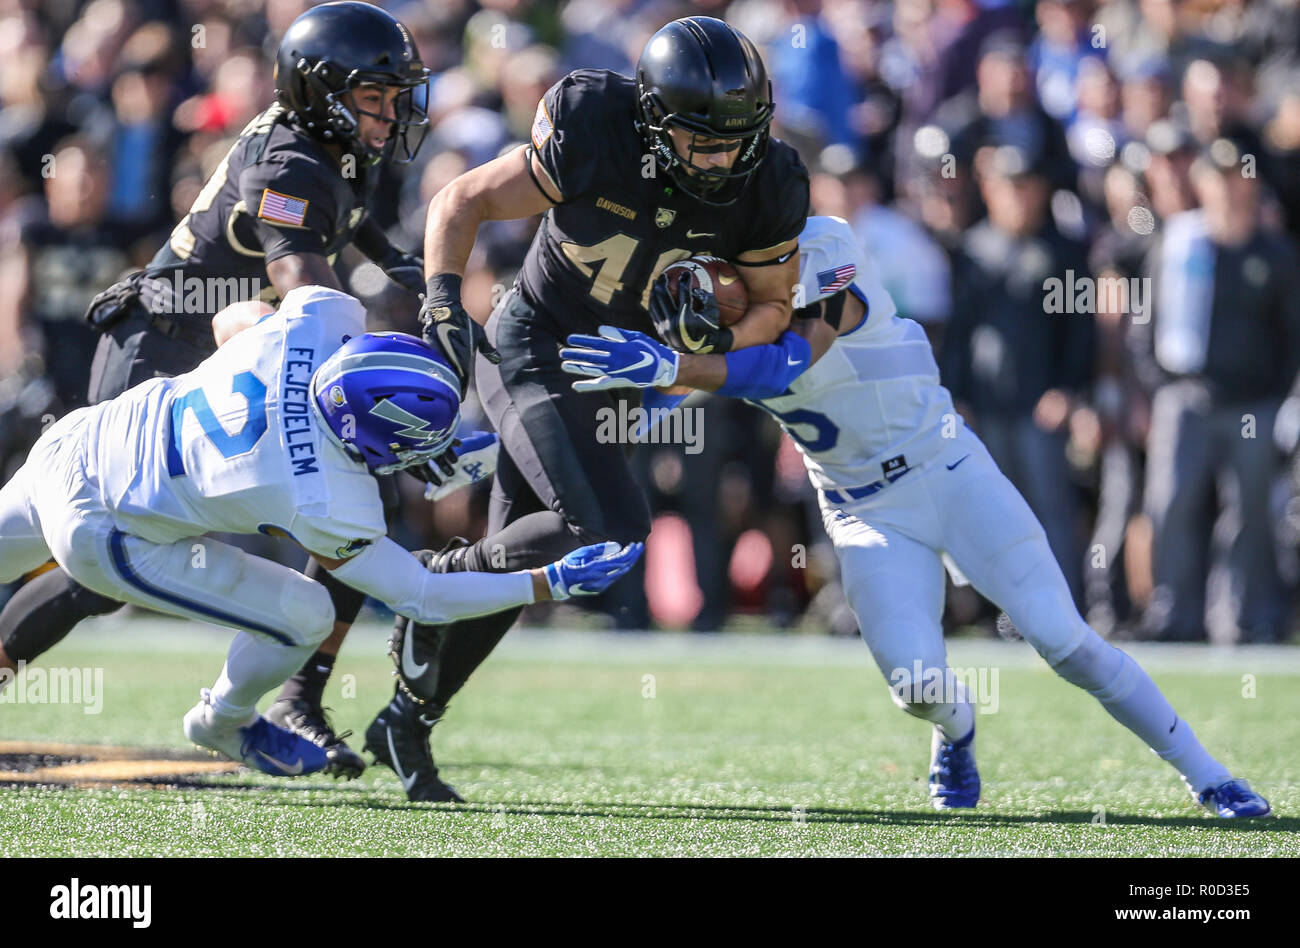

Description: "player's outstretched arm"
419 146 559 390
424 145 559 279
562 295 849 400
315 536 642 625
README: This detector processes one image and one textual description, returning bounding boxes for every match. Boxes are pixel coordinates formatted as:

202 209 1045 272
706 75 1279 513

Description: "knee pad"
1051 632 1138 702
280 578 335 646
1000 558 1090 665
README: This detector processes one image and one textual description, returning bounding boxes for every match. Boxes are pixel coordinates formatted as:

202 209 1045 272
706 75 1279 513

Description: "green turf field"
1 616 1296 856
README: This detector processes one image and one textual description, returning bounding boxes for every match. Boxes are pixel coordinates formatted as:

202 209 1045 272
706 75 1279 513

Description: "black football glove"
420 273 501 396
406 438 460 488
648 273 734 354
378 246 424 293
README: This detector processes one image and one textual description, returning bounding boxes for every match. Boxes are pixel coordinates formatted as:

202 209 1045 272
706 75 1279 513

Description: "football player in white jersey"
560 216 1269 818
0 285 642 777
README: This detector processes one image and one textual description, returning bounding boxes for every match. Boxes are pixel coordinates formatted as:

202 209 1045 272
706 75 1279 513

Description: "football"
661 255 748 327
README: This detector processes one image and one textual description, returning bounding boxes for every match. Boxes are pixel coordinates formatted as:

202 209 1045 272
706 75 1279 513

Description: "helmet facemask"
637 91 772 207
297 61 430 165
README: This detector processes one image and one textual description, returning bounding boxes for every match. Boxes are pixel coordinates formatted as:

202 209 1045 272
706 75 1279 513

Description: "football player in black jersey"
362 16 810 801
0 1 433 777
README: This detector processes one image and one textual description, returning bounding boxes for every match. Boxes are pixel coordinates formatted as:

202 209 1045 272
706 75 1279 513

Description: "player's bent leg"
0 569 125 667
367 314 655 801
828 509 979 808
265 472 402 778
0 462 52 585
264 556 368 779
49 520 336 777
939 440 1268 816
0 459 125 669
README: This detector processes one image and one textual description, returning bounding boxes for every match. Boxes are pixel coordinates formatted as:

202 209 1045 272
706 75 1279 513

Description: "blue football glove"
543 541 644 600
423 430 499 501
560 326 679 392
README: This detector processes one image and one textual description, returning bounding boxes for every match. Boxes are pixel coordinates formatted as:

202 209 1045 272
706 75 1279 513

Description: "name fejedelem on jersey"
283 345 320 477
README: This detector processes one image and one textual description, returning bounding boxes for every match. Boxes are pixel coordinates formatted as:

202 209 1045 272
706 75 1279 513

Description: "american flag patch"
531 99 554 149
817 263 856 294
258 189 308 226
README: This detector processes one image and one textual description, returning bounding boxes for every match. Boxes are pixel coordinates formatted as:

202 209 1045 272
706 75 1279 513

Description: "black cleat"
264 697 366 779
363 689 464 803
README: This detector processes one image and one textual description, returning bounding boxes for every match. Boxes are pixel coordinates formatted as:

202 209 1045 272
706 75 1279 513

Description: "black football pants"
400 288 652 708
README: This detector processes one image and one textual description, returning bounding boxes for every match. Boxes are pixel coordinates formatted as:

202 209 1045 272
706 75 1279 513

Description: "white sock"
1053 634 1231 794
890 665 975 742
208 631 312 722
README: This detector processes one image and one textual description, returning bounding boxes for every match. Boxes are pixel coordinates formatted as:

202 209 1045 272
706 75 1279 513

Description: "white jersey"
754 216 957 491
80 285 385 559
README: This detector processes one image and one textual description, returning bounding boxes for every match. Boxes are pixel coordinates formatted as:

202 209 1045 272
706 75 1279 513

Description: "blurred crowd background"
2 0 1299 643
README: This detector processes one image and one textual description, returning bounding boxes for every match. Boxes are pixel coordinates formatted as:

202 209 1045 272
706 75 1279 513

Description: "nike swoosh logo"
435 322 463 377
946 454 971 471
256 750 304 775
619 351 654 374
401 624 429 680
786 356 801 366
679 318 711 352
686 230 715 238
387 728 418 791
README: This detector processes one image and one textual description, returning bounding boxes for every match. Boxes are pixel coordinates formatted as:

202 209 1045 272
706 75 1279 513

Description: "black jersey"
141 104 374 320
518 70 809 335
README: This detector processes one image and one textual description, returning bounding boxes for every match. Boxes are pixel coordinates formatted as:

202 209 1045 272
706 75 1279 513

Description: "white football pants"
0 411 335 715
823 426 1230 794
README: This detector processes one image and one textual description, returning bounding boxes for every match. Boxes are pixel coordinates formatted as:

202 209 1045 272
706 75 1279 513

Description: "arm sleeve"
350 213 391 262
329 537 536 624
529 73 604 201
717 331 813 399
238 154 342 264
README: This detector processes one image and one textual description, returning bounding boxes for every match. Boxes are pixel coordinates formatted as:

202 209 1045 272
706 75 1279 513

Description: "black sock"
276 649 337 707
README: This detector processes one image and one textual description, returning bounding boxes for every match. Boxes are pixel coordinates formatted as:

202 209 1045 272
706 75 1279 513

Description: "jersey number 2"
167 371 269 477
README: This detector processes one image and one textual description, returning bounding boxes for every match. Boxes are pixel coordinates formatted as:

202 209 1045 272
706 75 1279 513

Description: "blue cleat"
1198 778 1271 818
929 725 980 809
184 689 330 777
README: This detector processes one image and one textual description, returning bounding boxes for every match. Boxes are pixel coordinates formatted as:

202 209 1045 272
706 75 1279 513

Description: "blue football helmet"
311 332 460 474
